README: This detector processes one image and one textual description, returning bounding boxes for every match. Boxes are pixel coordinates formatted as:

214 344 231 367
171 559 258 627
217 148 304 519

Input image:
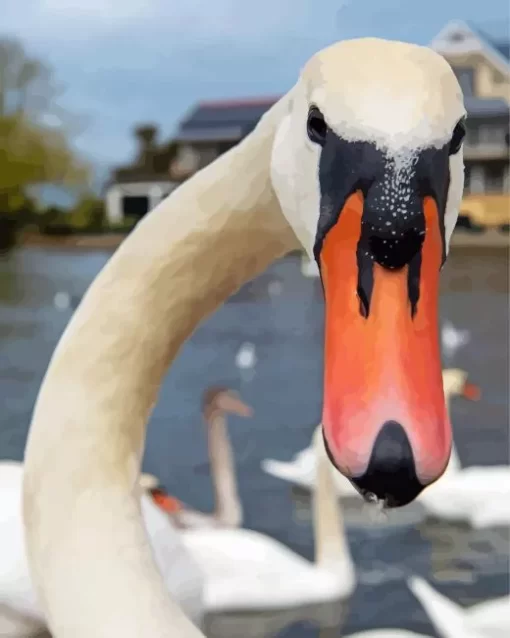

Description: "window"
217 141 236 155
465 123 479 146
479 124 506 145
449 31 466 43
122 196 149 220
485 165 504 193
198 147 218 167
469 165 485 193
493 70 505 84
451 66 474 96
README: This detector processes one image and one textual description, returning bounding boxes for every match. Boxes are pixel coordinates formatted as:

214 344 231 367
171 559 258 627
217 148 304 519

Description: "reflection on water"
0 245 508 637
205 599 349 638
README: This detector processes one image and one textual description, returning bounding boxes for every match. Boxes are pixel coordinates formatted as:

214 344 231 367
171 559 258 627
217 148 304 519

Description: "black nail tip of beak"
350 421 425 508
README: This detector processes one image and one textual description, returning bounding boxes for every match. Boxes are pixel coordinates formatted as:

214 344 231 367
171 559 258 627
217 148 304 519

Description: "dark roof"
493 41 510 61
172 87 508 146
464 96 509 118
175 97 278 142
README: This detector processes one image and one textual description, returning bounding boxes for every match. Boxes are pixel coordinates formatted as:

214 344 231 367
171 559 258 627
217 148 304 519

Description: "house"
105 21 509 234
104 125 179 225
104 99 277 225
429 20 510 231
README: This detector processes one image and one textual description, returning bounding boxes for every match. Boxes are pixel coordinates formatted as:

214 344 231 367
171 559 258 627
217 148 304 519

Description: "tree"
0 36 90 217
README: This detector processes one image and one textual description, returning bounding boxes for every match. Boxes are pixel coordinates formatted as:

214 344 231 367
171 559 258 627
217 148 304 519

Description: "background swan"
145 387 252 529
179 424 356 612
0 462 44 637
0 461 204 636
418 372 510 526
468 496 510 528
21 38 467 638
409 576 509 638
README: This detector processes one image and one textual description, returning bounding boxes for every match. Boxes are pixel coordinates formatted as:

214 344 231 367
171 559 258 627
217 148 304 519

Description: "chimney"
134 124 158 162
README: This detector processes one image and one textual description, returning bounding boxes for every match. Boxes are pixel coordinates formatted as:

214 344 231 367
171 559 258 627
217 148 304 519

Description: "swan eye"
449 118 466 155
307 106 328 146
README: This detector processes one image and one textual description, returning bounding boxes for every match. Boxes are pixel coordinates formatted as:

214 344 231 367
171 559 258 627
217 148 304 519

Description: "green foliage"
37 195 105 235
0 36 90 250
107 218 138 233
67 196 105 232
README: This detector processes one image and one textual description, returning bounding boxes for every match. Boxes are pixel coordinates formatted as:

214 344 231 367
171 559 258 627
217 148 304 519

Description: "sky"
2 0 509 184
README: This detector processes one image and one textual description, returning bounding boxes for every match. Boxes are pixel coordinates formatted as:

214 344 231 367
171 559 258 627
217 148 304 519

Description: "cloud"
3 0 508 171
3 0 341 167
4 1 318 49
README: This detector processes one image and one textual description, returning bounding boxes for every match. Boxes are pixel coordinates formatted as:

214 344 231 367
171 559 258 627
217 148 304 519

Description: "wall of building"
447 53 510 101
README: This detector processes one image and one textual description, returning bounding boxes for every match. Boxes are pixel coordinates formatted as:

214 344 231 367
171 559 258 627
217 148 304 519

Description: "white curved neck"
312 427 352 571
22 94 298 638
208 414 242 527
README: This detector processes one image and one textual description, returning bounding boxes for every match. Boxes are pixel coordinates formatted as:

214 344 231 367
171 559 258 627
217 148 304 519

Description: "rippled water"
0 245 508 637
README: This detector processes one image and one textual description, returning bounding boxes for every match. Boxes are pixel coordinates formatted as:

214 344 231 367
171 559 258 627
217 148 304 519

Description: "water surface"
0 245 508 637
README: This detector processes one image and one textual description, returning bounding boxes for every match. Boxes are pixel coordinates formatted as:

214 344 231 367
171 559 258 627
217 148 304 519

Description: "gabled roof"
174 97 279 142
494 41 510 60
429 20 510 76
468 22 510 61
173 90 507 144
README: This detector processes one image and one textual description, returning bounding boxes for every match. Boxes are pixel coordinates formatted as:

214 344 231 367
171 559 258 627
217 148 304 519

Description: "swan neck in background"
313 428 352 570
22 91 298 638
208 413 242 527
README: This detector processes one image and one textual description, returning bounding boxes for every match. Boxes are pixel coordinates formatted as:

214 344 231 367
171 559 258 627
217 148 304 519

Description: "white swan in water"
260 368 474 498
409 576 510 638
145 398 354 612
417 372 510 527
22 38 466 638
342 575 509 638
0 386 247 635
180 424 356 612
0 462 204 636
144 387 252 529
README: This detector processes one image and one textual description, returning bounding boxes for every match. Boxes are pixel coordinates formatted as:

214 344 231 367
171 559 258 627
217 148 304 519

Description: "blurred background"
0 1 509 637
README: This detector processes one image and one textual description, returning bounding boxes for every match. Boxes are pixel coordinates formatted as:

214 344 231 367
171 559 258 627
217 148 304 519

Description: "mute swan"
418 371 510 526
419 463 510 526
260 368 477 496
468 497 510 529
180 424 356 612
22 38 467 638
144 387 252 529
409 576 510 638
0 461 204 636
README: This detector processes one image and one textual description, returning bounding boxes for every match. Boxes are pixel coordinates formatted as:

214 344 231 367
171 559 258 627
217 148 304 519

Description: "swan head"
271 38 466 508
202 387 253 422
442 369 481 401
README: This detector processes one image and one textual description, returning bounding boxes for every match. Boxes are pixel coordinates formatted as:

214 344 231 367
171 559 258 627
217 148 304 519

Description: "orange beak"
320 191 451 507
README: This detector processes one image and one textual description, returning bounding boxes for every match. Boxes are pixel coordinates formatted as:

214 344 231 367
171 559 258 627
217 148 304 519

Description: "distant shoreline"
18 229 510 252
19 232 129 251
